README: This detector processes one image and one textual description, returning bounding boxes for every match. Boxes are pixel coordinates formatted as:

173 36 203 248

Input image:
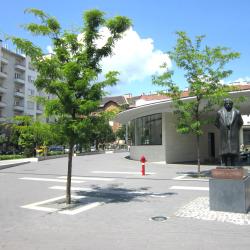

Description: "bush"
47 151 65 156
0 155 24 160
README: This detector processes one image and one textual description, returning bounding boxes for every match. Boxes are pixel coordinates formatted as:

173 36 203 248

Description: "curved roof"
115 89 250 124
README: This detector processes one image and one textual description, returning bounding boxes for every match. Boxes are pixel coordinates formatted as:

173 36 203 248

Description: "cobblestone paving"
175 197 250 225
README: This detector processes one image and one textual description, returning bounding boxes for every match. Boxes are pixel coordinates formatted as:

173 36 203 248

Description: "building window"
15 72 22 79
243 129 250 146
130 113 162 146
28 75 35 83
27 101 34 110
28 88 35 96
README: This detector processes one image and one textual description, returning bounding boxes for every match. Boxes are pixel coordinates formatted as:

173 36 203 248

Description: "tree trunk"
66 140 74 204
196 135 201 175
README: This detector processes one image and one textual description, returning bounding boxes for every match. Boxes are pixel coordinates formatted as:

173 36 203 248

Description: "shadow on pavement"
176 170 211 178
74 184 177 204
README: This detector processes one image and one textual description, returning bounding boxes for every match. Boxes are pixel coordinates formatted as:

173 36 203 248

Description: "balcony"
0 113 6 122
15 63 26 71
14 89 25 98
14 77 25 85
0 117 6 122
0 56 8 64
0 86 7 93
14 103 24 111
0 101 7 108
0 71 7 79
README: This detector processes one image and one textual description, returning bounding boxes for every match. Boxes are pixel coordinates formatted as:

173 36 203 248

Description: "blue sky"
1 0 250 96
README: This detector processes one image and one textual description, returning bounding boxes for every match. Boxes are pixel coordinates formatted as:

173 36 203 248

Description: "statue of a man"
215 98 243 167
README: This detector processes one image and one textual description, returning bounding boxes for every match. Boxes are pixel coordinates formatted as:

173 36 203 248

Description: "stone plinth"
211 167 248 180
209 171 250 213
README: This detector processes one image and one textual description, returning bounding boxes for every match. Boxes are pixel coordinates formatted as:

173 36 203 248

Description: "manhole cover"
150 216 168 222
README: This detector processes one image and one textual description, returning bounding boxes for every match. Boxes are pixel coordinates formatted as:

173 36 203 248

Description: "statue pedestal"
211 167 248 179
209 168 250 213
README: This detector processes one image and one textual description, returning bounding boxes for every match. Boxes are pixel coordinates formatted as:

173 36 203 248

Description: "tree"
10 8 131 203
0 122 19 153
116 124 126 140
90 112 116 149
13 116 55 157
153 31 240 174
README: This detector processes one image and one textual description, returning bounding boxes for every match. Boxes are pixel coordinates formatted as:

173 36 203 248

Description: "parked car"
48 145 65 153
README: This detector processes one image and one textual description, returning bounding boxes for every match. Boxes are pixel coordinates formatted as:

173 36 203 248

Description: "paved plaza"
1 152 250 250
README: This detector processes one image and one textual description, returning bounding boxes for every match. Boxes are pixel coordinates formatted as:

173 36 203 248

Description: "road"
0 152 250 250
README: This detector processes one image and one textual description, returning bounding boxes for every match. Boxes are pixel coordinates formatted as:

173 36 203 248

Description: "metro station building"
115 86 250 163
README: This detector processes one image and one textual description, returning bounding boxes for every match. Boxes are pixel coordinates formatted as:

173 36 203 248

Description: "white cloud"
98 27 171 83
46 28 171 89
231 77 250 84
221 77 250 85
46 45 53 54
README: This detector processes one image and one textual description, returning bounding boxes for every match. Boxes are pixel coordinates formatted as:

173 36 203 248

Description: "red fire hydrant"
140 155 146 176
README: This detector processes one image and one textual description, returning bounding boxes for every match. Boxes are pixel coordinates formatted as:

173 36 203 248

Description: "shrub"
0 155 24 160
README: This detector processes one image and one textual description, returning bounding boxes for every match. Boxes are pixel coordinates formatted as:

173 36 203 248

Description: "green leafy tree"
13 116 55 157
10 8 131 203
116 124 126 140
153 31 240 174
0 122 19 153
91 112 116 149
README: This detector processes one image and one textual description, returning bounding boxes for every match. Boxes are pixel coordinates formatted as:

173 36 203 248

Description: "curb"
0 161 31 170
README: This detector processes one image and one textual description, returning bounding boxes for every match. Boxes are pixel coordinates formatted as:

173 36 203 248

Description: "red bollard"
140 155 146 176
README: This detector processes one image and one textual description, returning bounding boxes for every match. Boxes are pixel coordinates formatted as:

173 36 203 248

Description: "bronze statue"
215 98 243 167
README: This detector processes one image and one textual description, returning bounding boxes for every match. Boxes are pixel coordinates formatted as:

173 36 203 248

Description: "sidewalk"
0 157 38 170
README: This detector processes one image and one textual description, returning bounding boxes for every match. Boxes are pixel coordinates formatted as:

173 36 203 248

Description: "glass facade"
129 113 162 145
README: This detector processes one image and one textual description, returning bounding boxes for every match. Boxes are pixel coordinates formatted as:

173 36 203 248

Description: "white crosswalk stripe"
49 186 93 191
92 171 156 175
172 175 208 182
19 177 85 183
58 176 115 181
169 185 209 191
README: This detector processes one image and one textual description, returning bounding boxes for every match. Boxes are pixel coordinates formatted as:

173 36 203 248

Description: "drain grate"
150 216 168 222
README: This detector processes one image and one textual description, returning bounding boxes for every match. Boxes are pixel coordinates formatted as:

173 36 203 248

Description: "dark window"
129 113 162 145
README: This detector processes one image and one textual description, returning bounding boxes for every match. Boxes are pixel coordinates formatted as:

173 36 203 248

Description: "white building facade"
116 90 250 163
0 40 44 122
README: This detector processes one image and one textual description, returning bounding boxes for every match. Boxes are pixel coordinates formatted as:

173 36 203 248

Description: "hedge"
0 155 24 160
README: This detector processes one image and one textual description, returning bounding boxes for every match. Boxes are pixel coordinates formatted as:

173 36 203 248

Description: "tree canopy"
153 31 240 173
10 8 131 203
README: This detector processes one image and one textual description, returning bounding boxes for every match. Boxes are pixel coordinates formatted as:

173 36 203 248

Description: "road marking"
169 186 209 191
60 202 104 215
21 195 67 212
173 175 187 180
173 175 208 182
92 171 156 175
49 185 169 197
58 176 115 181
21 195 104 215
19 177 85 183
49 186 93 191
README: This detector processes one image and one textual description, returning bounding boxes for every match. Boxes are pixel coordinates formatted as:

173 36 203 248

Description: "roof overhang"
115 90 250 124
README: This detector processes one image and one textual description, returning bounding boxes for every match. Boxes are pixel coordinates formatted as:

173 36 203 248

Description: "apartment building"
0 40 44 122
